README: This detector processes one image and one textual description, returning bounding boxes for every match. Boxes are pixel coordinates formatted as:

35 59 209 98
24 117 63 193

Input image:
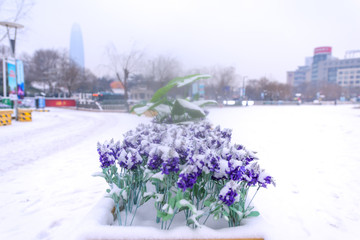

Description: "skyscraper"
69 23 84 68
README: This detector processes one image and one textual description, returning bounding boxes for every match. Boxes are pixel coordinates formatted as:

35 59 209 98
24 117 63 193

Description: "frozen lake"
0 104 359 240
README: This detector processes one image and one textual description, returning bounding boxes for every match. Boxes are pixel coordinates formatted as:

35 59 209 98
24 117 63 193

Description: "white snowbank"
1 105 360 240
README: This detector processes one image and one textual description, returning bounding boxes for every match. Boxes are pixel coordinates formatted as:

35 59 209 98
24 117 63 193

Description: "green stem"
166 207 178 230
246 186 260 211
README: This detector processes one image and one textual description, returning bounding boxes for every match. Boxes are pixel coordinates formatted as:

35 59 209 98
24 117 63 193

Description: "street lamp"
0 21 24 57
0 21 24 118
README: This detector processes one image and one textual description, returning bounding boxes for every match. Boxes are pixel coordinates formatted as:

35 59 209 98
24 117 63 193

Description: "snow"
1 105 360 239
176 74 211 88
176 99 205 115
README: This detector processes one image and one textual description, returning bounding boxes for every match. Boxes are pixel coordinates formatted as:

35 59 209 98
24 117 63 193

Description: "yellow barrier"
0 110 13 126
34 109 50 112
17 109 33 122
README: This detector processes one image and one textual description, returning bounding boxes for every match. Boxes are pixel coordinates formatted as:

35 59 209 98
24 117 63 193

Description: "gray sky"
7 0 360 82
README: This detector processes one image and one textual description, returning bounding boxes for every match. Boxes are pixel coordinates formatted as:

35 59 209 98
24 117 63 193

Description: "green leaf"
150 74 211 103
193 184 199 196
176 189 183 202
157 210 167 218
222 209 230 217
184 191 191 200
204 196 216 207
186 218 195 225
140 195 153 205
174 74 211 88
199 186 206 199
150 83 176 103
171 99 186 116
247 211 260 217
192 100 218 107
169 197 176 209
171 99 206 120
130 103 148 114
162 213 174 221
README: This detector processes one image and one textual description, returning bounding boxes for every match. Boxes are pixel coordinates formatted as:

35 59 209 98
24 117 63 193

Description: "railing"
76 101 127 111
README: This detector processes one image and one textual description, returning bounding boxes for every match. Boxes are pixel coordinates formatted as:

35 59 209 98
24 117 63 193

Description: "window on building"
344 76 349 79
357 70 360 73
350 81 354 84
357 75 360 79
339 71 343 74
344 81 348 84
350 76 354 79
356 80 360 84
338 81 342 84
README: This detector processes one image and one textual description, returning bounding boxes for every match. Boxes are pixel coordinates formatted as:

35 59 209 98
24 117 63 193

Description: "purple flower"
206 153 220 172
177 172 198 191
235 144 244 150
257 171 275 188
97 140 120 168
148 154 162 170
226 161 245 181
259 176 272 188
244 156 255 165
161 157 180 174
219 181 239 206
118 148 143 170
221 128 232 139
176 147 189 161
243 169 259 186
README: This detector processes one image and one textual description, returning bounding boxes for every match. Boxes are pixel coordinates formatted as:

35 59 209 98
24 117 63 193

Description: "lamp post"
242 76 247 98
0 21 24 58
0 21 24 118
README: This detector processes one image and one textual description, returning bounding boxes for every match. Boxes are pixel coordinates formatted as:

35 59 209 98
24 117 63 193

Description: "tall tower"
69 23 84 68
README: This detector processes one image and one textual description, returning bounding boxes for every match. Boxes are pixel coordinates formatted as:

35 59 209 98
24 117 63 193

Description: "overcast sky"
5 0 360 82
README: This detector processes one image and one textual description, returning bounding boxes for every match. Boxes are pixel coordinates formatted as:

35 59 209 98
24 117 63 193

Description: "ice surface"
1 105 360 240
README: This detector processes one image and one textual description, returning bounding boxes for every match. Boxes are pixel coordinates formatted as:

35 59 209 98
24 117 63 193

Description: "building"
311 46 333 84
287 60 311 87
337 68 360 88
69 23 84 69
286 71 295 86
287 46 360 89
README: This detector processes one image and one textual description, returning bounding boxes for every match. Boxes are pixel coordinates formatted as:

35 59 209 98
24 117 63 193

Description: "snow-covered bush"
95 74 275 229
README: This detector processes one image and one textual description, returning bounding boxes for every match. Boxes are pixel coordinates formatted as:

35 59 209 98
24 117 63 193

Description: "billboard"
7 60 17 95
314 46 332 55
16 60 25 98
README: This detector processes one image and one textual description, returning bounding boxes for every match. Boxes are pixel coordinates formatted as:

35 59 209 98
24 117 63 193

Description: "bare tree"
0 0 34 42
246 77 292 100
107 44 144 111
58 51 83 97
210 66 238 99
26 49 60 95
146 55 182 87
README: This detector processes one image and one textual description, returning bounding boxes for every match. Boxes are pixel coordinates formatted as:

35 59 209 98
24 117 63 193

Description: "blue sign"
16 60 25 98
7 60 17 95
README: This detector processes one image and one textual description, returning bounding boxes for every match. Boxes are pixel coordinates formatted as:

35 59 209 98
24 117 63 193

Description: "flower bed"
84 74 275 240
95 122 274 229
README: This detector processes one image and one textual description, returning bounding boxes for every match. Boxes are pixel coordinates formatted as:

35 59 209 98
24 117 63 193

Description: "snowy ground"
0 105 359 240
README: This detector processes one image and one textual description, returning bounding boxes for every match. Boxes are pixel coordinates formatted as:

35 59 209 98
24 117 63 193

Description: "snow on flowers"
96 122 275 229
